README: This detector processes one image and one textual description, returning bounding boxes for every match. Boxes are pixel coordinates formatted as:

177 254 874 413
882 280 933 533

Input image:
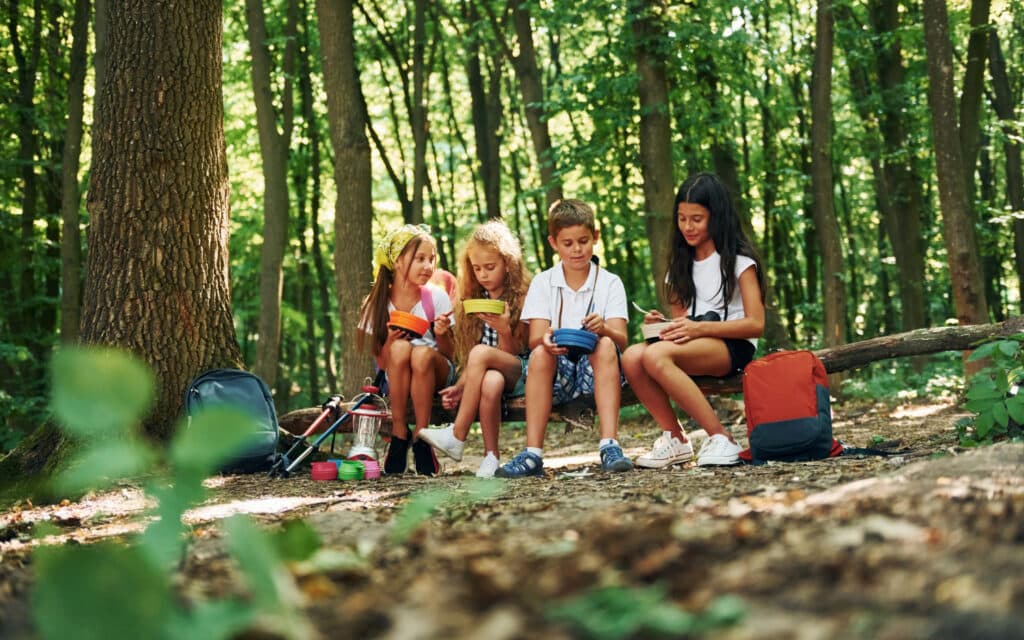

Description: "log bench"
277 317 1023 436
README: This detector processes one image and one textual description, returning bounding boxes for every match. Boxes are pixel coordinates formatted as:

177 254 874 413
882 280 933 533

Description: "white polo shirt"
521 261 628 329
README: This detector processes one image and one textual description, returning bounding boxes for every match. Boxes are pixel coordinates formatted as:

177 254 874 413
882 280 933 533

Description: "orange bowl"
388 311 430 338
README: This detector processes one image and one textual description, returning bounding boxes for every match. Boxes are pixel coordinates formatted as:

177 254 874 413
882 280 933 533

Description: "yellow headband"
373 224 432 277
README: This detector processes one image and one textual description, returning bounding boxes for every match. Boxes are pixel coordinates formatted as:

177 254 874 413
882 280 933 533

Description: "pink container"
311 461 339 481
362 460 381 480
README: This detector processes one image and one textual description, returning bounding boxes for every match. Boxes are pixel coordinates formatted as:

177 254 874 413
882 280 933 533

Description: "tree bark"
246 0 297 391
630 0 674 307
957 0 991 201
922 0 990 341
506 0 561 209
464 0 502 219
317 0 376 395
868 0 928 334
810 0 848 350
411 0 428 224
988 33 1024 314
80 0 241 440
59 0 90 344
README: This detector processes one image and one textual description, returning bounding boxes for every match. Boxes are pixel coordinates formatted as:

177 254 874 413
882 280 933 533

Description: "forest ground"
1 397 1023 639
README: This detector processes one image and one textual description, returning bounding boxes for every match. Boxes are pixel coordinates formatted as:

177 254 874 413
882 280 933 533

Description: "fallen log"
277 316 1023 435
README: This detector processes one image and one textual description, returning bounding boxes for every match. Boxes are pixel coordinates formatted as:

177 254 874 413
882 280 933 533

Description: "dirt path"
2 399 1023 639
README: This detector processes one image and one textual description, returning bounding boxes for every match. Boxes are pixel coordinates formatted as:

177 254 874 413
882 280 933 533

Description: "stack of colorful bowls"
362 459 381 479
462 299 505 315
338 459 366 481
552 327 600 362
311 461 339 481
388 311 430 338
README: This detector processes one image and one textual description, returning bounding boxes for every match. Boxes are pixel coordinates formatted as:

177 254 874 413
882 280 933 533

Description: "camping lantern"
347 382 388 460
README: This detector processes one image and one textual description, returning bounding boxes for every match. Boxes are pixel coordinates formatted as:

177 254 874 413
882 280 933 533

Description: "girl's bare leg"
642 339 733 440
452 346 520 441
478 370 507 455
622 343 687 440
409 346 448 437
386 340 414 439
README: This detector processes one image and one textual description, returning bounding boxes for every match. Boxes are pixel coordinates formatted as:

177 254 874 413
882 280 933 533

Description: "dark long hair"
663 172 764 313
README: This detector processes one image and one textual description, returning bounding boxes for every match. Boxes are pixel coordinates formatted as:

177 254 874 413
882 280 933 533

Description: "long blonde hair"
453 221 532 368
356 231 436 357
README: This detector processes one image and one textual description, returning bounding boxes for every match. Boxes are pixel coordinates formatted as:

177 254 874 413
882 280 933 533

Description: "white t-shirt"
521 261 628 329
679 251 757 347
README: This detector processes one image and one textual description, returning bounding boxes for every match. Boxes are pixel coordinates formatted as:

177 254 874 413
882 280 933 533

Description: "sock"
600 438 618 448
483 451 498 459
526 446 543 458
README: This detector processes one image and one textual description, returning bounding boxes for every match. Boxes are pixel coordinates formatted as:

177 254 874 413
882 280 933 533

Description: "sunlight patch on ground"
890 401 954 419
185 496 337 523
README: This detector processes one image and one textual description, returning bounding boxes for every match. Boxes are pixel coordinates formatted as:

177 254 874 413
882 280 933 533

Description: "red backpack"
739 350 843 464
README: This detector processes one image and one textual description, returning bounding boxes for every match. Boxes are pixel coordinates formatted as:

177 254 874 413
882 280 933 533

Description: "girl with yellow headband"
356 224 454 476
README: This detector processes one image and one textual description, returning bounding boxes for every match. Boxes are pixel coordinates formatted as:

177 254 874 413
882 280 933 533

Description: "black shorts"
724 339 756 374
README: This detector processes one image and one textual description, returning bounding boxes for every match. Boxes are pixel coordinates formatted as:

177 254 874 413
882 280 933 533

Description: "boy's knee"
591 337 619 364
529 345 554 369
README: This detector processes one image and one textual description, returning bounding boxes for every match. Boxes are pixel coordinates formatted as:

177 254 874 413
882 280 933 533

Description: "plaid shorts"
524 350 624 405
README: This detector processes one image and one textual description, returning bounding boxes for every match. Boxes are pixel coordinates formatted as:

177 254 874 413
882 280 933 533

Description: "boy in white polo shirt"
495 199 634 478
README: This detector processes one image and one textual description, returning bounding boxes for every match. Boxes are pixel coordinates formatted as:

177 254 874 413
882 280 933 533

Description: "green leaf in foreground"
33 542 170 640
50 347 155 438
169 406 257 475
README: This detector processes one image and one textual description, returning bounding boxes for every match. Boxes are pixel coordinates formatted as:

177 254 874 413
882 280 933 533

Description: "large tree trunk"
922 0 990 345
59 0 90 344
869 0 928 334
246 0 297 391
988 34 1024 314
317 0 376 395
630 0 674 307
80 0 242 440
810 0 848 350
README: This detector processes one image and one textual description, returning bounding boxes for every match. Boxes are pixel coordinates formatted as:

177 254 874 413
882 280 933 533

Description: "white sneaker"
476 453 500 478
417 424 465 462
697 434 742 466
636 433 694 468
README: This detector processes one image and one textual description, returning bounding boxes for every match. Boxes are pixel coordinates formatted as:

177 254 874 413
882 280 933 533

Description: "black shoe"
384 436 409 475
412 438 440 476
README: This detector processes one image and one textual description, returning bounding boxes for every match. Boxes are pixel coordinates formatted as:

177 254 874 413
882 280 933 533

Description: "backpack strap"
420 286 435 323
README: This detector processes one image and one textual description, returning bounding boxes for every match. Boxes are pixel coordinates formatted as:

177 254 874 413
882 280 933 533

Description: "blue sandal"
494 450 544 478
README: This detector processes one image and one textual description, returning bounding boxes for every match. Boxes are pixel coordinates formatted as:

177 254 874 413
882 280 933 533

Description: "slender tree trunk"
868 0 928 334
297 0 336 392
317 0 376 394
9 0 43 347
988 33 1024 313
464 0 502 219
922 0 990 369
411 0 428 224
246 0 297 390
82 0 241 440
59 0 90 344
508 0 561 209
631 0 674 307
958 0 991 201
811 0 848 349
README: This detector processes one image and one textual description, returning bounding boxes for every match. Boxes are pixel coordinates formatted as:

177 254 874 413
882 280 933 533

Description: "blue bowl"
553 328 599 362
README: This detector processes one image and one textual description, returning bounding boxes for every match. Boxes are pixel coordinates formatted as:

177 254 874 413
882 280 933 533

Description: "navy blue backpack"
184 369 281 474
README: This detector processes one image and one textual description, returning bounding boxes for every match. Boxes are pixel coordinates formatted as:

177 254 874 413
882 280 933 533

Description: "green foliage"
545 584 745 640
33 347 312 639
390 478 504 543
958 335 1024 445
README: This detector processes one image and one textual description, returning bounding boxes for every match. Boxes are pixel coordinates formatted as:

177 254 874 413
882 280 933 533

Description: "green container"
338 459 366 481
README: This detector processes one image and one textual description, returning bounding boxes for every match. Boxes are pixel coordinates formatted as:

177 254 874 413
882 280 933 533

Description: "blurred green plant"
390 478 504 543
32 346 316 640
545 584 745 639
957 335 1024 446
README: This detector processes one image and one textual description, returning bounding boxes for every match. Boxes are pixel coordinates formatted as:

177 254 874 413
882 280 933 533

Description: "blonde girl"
356 224 453 476
418 220 532 478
